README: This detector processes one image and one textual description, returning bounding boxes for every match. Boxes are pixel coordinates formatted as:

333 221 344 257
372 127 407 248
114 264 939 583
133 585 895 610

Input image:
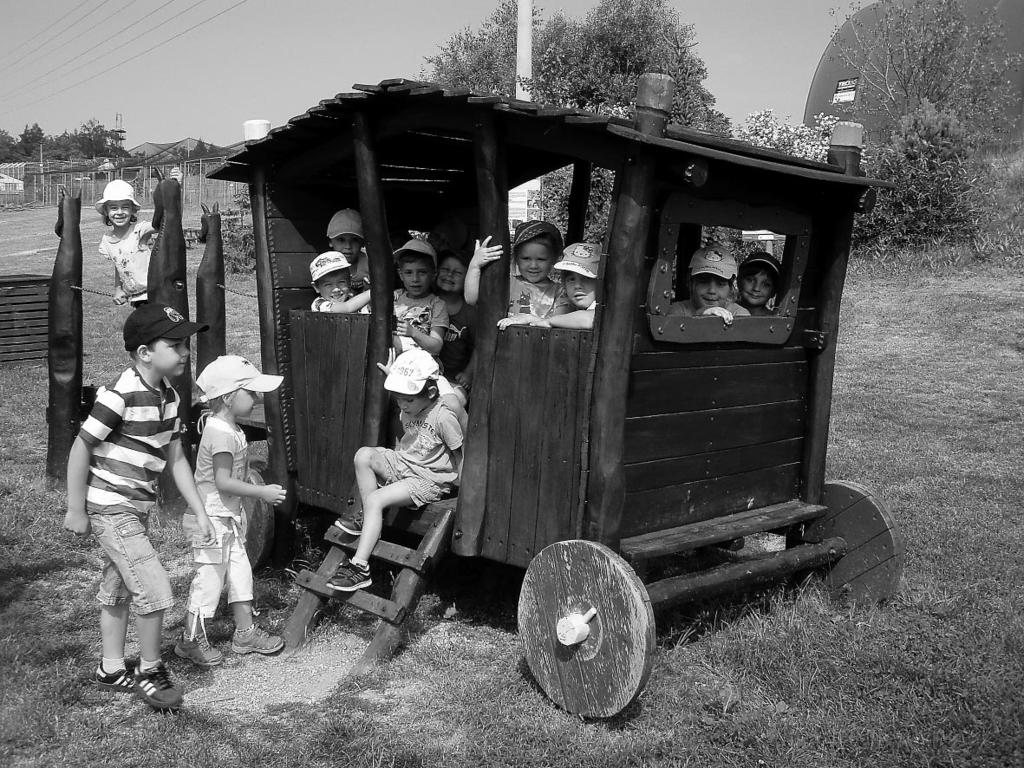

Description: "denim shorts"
89 503 174 615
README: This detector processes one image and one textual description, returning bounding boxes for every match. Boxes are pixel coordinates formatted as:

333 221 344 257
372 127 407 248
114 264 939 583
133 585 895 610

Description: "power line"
3 0 175 100
0 0 92 67
3 0 252 116
3 0 119 75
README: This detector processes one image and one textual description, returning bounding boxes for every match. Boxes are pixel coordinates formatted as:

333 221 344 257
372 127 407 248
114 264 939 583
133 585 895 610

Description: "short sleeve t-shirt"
193 416 248 520
311 295 352 312
439 302 475 377
99 221 156 302
394 400 463 488
394 289 449 353
507 275 571 319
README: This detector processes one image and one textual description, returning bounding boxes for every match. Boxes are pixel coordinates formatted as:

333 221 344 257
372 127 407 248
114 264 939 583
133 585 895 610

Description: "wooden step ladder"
281 497 456 673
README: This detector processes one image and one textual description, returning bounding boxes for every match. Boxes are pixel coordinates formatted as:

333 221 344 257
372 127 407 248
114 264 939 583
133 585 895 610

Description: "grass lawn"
1 208 1023 766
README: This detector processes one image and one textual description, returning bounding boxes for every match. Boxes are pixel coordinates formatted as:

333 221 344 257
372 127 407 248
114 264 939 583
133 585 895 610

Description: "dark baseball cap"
512 220 563 254
123 303 208 351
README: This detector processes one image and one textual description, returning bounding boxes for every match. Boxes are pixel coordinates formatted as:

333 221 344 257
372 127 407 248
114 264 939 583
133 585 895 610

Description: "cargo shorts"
88 502 174 615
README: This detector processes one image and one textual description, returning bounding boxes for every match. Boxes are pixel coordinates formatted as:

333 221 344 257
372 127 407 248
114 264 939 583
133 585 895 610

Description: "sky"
0 0 841 148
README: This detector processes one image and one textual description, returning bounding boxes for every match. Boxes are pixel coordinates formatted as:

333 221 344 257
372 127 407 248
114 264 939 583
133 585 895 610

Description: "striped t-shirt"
79 367 180 509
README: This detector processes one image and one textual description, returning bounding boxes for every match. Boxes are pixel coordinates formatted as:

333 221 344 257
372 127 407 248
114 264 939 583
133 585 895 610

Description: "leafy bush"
854 101 988 254
222 187 254 273
735 111 839 163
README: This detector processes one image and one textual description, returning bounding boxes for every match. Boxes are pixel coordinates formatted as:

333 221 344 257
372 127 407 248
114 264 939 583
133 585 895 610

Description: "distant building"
0 172 24 204
805 0 1024 137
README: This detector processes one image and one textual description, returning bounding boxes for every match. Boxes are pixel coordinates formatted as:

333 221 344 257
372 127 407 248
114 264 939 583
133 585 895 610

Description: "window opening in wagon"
646 193 812 345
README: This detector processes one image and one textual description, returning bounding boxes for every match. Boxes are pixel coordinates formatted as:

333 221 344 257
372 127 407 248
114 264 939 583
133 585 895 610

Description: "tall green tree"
17 123 45 160
831 0 1022 140
0 130 19 163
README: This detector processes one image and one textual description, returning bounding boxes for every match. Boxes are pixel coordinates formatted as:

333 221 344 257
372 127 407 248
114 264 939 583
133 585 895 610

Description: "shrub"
736 111 839 163
854 101 989 254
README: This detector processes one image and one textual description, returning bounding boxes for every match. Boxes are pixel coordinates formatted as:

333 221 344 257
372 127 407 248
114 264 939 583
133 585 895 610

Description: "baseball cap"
384 349 439 395
689 243 738 280
394 238 437 267
95 179 140 215
739 251 782 281
512 220 563 254
197 355 283 400
123 303 208 351
553 243 602 279
310 251 351 282
326 208 364 239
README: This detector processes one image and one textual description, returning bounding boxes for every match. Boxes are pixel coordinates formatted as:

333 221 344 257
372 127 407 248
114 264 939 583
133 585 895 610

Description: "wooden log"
453 110 512 557
352 111 394 448
46 188 83 483
801 125 863 504
565 161 592 244
645 536 847 611
250 166 297 564
583 74 675 549
148 174 194 464
195 203 225 374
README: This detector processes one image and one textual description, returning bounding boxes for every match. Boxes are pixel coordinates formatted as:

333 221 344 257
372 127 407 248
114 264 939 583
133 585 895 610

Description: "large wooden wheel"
518 540 656 718
805 480 904 602
241 465 274 569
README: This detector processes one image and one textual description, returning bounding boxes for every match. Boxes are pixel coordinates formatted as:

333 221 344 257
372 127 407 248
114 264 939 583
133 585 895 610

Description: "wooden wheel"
518 540 656 718
805 480 904 602
241 465 275 569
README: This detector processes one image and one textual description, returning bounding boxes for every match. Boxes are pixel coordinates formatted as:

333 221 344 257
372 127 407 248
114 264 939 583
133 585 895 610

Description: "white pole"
515 0 532 100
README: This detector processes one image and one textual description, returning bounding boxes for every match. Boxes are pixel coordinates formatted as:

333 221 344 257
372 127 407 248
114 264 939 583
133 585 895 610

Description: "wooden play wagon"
209 74 904 718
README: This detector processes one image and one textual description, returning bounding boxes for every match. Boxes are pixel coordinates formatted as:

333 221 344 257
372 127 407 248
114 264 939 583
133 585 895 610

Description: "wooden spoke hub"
518 540 656 718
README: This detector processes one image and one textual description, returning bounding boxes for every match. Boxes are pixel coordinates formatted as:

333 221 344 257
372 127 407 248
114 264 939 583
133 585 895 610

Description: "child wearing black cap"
737 251 782 317
62 303 214 712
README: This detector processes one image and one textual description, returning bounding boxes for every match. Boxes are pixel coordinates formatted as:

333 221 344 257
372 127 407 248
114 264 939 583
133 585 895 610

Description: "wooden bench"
0 274 48 363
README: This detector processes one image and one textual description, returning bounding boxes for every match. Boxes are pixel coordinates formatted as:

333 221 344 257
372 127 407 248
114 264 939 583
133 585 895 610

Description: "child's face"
315 270 351 300
330 234 363 260
738 269 775 308
515 241 554 284
691 274 734 310
563 272 597 310
393 390 434 418
226 388 258 418
398 257 435 298
106 200 135 228
436 256 467 294
142 338 189 376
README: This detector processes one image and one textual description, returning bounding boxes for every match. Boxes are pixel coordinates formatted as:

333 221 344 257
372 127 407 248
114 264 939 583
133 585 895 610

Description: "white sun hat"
94 179 141 216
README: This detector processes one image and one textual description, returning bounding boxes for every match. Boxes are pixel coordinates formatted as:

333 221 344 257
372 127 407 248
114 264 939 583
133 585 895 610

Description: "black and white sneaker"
332 510 363 536
132 662 183 711
95 660 136 693
326 560 372 592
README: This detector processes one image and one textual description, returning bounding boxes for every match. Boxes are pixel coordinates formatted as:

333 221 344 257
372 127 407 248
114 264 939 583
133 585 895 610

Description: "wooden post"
148 175 194 456
452 110 512 557
250 166 297 563
352 111 395 447
565 161 592 244
46 188 83 483
801 122 863 504
583 74 675 549
195 204 225 374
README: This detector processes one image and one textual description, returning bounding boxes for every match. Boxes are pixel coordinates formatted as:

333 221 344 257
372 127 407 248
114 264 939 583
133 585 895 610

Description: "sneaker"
174 632 224 667
332 509 363 536
231 625 284 656
95 659 136 693
132 662 183 711
326 560 372 592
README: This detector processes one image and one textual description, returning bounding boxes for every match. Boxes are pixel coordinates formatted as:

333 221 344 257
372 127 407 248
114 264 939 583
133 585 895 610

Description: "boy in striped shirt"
63 303 214 711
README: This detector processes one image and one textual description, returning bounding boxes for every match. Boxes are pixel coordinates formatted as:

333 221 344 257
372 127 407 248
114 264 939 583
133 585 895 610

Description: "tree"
17 123 44 160
0 130 19 163
830 0 1022 140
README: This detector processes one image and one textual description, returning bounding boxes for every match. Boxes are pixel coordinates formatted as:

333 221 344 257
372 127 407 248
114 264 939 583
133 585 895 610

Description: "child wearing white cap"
327 349 463 592
175 355 287 666
668 243 751 324
502 242 602 330
308 251 372 313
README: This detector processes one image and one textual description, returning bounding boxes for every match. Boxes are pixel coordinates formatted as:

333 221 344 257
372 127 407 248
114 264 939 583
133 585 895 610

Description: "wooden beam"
352 111 394 448
250 166 297 564
801 126 863 504
46 189 83 483
565 161 592 244
584 74 675 549
452 110 511 558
